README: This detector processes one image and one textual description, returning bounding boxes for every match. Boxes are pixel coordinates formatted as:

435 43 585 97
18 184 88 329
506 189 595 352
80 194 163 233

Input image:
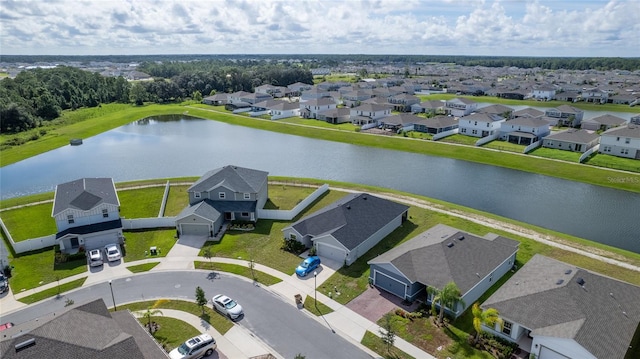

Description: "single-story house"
268 101 300 120
413 115 458 134
599 124 640 159
513 108 544 119
0 299 167 359
477 104 514 119
317 107 351 124
52 178 124 253
368 224 519 317
580 114 626 131
482 254 640 359
282 193 409 266
411 100 445 115
542 129 600 153
380 113 423 131
202 93 229 105
176 165 268 237
553 91 580 102
499 117 551 145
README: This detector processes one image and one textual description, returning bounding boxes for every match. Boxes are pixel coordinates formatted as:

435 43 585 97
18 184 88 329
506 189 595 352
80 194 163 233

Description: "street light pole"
313 271 318 309
108 280 117 311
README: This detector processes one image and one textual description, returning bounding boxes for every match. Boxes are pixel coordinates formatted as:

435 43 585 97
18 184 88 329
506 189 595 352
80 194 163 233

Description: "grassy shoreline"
1 103 639 194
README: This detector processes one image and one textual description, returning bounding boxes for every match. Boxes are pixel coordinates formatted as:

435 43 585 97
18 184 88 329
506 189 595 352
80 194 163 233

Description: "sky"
1 0 639 57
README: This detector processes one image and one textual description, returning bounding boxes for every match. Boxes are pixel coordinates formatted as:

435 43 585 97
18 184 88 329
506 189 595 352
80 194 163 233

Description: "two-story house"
458 113 506 138
342 89 375 107
499 117 550 145
287 82 313 97
444 98 478 117
388 94 420 112
581 87 609 104
599 124 640 159
52 178 123 253
545 105 584 127
175 165 269 237
350 103 392 125
477 104 513 119
300 98 337 119
531 85 557 101
580 114 626 131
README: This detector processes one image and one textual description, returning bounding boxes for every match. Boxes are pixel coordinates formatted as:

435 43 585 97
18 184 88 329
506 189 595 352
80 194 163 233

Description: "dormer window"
67 214 74 224
102 209 109 218
194 192 201 199
219 192 226 199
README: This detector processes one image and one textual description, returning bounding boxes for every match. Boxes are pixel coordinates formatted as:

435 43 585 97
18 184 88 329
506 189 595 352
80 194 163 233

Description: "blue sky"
1 0 639 57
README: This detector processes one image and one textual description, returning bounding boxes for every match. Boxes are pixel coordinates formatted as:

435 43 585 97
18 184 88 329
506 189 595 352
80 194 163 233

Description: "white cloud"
0 0 638 56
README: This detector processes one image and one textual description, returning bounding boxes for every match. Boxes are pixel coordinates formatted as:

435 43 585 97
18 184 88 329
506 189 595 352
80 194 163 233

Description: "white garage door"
539 346 571 359
84 232 120 250
181 224 210 236
316 243 346 263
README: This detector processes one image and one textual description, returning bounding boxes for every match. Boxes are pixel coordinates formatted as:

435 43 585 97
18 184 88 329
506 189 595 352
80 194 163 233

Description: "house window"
616 137 620 141
622 149 629 155
67 214 74 224
194 192 201 199
244 193 251 200
219 192 226 199
487 123 490 127
461 128 467 133
625 138 631 144
474 121 478 126
472 129 478 135
241 212 249 217
502 321 512 336
102 209 109 218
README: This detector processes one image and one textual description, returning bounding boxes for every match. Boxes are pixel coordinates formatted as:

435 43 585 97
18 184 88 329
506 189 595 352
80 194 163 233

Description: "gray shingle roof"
414 115 458 128
383 114 423 126
545 129 599 144
503 117 549 127
369 224 518 293
288 193 409 250
189 165 268 194
601 124 640 139
483 255 640 359
477 104 513 115
583 114 626 126
53 178 119 216
513 107 544 118
176 200 221 222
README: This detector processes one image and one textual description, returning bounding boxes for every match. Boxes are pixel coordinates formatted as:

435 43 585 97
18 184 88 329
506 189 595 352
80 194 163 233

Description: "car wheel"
204 348 213 356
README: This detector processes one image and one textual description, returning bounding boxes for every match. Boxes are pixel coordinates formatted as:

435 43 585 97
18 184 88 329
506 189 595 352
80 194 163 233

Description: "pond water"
1 115 639 253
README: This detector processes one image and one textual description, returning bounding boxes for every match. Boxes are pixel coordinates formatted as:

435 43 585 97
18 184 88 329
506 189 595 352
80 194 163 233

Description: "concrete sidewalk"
0 253 435 359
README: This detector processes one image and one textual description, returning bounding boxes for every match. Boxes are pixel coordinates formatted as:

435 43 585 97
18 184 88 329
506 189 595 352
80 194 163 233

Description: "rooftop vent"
363 196 367 200
447 242 454 248
565 269 572 275
576 277 585 286
457 235 465 241
15 338 36 352
556 279 564 285
346 205 351 210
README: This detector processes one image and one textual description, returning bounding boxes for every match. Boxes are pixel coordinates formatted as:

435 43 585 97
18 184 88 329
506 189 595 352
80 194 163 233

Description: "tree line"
0 62 313 133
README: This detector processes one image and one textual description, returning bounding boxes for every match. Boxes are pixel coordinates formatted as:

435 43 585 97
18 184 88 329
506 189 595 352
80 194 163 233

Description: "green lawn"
8 247 88 292
124 229 177 262
439 134 479 146
127 262 160 273
118 299 233 335
302 295 334 316
194 261 282 285
18 277 87 304
119 186 165 218
164 185 191 216
0 202 57 241
528 147 583 162
263 184 318 210
405 131 434 140
584 153 640 172
139 316 200 353
361 330 415 359
0 192 54 209
482 140 526 153
280 117 359 131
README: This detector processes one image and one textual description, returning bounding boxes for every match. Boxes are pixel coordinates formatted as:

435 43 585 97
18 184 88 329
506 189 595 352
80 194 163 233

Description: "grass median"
18 277 87 304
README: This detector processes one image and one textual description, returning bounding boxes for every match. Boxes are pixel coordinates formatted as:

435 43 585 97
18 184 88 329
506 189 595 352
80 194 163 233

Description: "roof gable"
53 178 119 216
189 165 268 194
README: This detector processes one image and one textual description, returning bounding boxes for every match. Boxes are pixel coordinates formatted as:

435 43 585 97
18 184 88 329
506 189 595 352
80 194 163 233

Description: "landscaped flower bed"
228 223 255 231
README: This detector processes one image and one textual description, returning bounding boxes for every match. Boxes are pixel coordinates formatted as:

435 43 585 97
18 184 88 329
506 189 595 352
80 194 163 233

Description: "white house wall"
531 337 596 359
55 203 120 232
599 134 640 159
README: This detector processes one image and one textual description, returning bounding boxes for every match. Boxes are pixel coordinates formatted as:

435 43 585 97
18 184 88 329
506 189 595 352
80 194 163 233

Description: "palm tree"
472 302 503 344
143 306 164 335
428 282 465 325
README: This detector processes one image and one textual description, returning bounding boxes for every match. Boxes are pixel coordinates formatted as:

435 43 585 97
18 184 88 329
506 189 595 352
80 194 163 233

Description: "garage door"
374 270 407 298
181 224 210 236
316 243 346 263
539 346 571 359
84 232 120 251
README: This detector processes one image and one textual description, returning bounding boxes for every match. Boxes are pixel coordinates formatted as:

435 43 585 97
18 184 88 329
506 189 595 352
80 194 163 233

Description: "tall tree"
195 286 207 314
379 312 398 355
472 302 503 344
143 307 164 335
429 282 465 325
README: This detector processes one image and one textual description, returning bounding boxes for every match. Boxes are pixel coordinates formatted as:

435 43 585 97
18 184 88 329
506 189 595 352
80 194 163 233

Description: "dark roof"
502 117 549 128
0 299 166 359
176 200 220 222
301 98 335 106
56 219 123 239
53 178 119 216
352 103 390 112
189 165 268 194
318 107 351 117
545 129 599 144
287 193 408 250
369 224 518 293
463 113 503 123
382 114 423 126
513 108 544 118
477 104 513 115
414 115 458 128
483 255 640 359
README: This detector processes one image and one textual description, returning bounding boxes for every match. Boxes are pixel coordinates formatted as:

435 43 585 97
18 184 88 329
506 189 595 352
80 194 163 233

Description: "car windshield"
300 261 309 268
108 248 118 255
224 300 237 309
177 343 190 355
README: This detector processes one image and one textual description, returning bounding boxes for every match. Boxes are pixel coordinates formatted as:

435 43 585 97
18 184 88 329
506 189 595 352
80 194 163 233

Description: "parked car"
212 294 243 320
295 256 321 277
0 322 14 331
169 333 216 359
87 249 104 267
0 273 8 293
104 243 121 262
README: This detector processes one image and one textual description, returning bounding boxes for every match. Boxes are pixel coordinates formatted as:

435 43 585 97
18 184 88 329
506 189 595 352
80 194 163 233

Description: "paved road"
2 270 372 359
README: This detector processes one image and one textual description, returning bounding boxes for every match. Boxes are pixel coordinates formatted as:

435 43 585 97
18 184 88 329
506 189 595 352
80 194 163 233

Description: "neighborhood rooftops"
52 178 119 216
188 165 268 194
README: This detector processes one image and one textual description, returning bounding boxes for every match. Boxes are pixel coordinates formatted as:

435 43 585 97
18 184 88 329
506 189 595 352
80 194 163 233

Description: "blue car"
295 256 321 277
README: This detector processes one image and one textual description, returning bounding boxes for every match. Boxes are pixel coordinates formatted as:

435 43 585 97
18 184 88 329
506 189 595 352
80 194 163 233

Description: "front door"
225 212 234 221
70 237 79 249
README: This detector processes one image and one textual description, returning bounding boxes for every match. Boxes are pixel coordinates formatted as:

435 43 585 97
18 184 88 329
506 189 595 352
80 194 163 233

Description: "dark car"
295 256 321 277
0 273 8 294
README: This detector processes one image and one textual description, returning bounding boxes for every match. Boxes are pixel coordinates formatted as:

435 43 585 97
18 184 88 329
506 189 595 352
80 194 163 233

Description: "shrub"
281 238 306 254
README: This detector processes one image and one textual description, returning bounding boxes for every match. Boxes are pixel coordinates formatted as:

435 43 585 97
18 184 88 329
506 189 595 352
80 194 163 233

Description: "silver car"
212 294 243 320
87 249 103 267
169 333 216 359
104 243 121 262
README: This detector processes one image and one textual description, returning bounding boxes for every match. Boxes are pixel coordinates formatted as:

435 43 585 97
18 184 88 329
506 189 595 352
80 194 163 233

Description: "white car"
87 249 103 267
169 333 216 359
212 294 243 320
104 243 121 262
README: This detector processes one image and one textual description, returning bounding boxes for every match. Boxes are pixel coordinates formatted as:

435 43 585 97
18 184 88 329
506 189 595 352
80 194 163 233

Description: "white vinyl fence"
258 184 329 220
